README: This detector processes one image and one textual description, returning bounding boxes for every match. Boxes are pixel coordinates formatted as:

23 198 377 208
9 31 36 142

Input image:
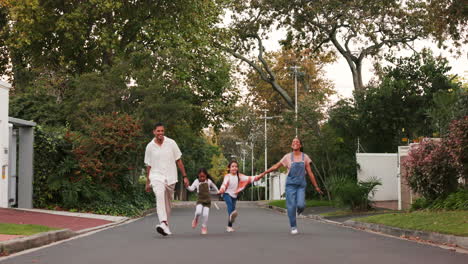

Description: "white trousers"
194 204 210 227
151 180 175 223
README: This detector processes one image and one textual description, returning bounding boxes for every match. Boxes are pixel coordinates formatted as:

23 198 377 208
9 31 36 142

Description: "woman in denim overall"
285 152 307 231
259 137 323 234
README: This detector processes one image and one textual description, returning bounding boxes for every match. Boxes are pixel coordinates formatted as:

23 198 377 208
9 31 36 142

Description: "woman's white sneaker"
226 226 235 232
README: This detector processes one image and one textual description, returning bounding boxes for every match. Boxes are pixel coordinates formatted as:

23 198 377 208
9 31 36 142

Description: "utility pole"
236 141 255 200
250 141 254 201
260 110 281 200
290 66 301 137
241 149 246 173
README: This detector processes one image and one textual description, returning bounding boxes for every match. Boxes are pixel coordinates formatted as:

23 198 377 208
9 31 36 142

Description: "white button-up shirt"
144 136 182 185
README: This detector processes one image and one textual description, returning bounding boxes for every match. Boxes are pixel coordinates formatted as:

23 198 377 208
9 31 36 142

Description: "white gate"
356 153 398 201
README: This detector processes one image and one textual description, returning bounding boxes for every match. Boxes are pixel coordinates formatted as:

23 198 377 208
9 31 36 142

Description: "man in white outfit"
145 123 189 236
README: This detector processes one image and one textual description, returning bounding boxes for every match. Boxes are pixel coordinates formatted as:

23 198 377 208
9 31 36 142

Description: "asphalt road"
1 207 467 264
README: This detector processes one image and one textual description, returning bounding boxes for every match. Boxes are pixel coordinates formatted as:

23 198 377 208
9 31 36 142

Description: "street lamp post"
249 141 254 200
290 66 301 137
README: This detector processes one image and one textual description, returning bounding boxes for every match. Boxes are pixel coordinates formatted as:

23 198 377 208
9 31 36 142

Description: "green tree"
5 0 237 132
5 0 238 205
208 153 229 184
0 1 9 75
4 0 228 81
225 0 467 94
356 50 461 152
423 0 468 51
218 48 337 198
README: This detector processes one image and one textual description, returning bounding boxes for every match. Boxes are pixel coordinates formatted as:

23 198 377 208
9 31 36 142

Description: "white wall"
0 80 11 207
356 153 398 201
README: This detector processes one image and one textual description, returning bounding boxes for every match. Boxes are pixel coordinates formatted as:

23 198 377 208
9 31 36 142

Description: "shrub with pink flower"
404 140 458 201
446 116 468 182
403 116 466 201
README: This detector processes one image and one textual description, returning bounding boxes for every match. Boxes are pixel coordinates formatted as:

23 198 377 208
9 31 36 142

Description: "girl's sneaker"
229 210 238 224
192 217 199 229
290 228 298 235
226 226 235 232
201 226 208 235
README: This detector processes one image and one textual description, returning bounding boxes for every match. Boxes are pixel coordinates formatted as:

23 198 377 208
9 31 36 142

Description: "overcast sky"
263 30 467 100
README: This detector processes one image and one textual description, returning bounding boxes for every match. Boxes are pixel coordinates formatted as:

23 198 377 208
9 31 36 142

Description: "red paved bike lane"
0 208 113 241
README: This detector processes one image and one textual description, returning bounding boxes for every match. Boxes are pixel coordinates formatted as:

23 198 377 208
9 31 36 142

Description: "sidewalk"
0 208 129 255
264 203 468 251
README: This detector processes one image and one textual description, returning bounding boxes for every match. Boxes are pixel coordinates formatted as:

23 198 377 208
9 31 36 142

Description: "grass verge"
268 199 333 209
0 223 59 236
321 209 396 218
356 210 468 236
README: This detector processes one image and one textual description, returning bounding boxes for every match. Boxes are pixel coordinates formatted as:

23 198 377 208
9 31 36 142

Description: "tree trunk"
348 59 364 92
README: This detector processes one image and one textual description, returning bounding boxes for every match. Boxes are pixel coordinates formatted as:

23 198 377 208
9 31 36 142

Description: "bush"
404 117 467 202
404 139 460 201
67 112 145 191
88 184 155 217
410 197 431 211
327 175 381 211
429 189 468 210
446 117 468 182
33 125 73 208
411 189 468 211
32 114 153 216
48 183 154 217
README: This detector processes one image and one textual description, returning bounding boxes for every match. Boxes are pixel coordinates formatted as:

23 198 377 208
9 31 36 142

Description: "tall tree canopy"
4 0 238 205
224 0 467 98
4 0 236 131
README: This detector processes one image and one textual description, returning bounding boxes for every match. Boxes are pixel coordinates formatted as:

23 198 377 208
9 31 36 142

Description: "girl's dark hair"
227 160 240 182
197 168 213 182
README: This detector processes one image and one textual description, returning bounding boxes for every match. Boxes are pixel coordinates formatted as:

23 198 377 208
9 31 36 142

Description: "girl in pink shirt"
218 160 263 232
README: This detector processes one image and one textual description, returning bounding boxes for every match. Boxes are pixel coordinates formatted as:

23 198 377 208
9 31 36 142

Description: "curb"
0 229 75 256
264 204 286 214
140 208 156 216
75 218 130 235
0 217 130 256
344 220 468 250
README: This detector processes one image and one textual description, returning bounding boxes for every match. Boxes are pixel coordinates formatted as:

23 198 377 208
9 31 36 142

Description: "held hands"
183 177 189 188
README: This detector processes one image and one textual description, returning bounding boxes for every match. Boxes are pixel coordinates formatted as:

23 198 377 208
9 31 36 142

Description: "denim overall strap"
286 152 306 186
